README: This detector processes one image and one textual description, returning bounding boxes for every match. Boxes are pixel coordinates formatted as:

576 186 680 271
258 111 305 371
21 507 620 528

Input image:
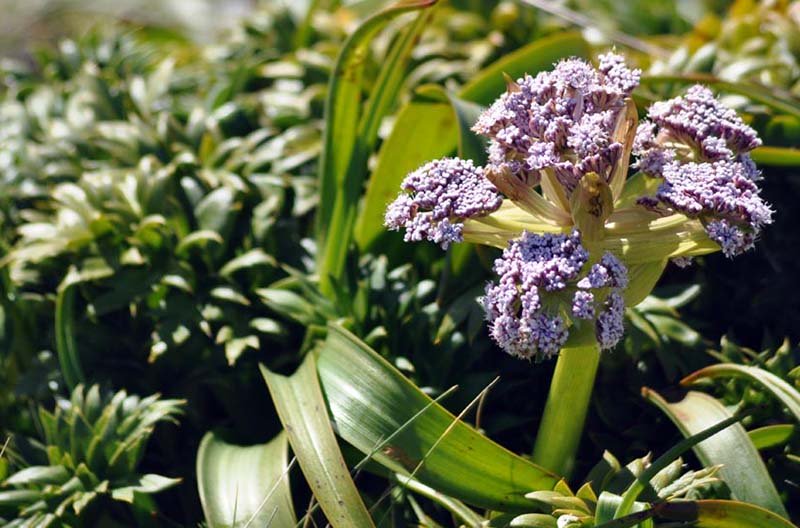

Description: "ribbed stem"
531 342 601 478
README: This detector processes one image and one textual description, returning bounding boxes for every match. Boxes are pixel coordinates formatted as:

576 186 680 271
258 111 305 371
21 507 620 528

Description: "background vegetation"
2 0 800 526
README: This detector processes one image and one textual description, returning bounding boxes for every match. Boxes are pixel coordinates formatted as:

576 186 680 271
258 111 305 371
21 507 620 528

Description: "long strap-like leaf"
316 324 559 511
261 355 376 528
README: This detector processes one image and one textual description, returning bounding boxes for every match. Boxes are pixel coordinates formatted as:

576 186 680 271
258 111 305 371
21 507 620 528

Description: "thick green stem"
531 342 600 478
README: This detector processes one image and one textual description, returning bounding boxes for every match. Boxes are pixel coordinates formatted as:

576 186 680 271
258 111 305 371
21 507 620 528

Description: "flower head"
473 53 640 192
634 86 773 257
482 230 628 360
633 85 761 175
384 158 503 249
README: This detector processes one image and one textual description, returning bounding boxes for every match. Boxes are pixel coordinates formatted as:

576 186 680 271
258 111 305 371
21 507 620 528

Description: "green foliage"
0 384 182 526
3 0 800 526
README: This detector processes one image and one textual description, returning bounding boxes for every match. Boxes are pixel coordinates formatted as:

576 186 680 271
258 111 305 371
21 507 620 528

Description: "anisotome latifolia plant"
385 53 773 477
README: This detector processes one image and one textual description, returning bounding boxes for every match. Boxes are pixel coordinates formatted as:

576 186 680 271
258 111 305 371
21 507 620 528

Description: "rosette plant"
385 53 773 477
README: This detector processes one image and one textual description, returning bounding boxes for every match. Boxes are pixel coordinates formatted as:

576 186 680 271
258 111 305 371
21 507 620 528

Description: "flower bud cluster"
472 53 641 193
482 230 628 360
384 158 503 249
634 85 773 257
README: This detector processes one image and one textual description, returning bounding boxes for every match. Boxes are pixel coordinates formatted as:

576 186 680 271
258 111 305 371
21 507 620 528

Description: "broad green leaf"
261 355 375 528
642 389 787 518
196 431 296 528
751 146 800 167
682 363 800 423
416 85 487 164
749 424 795 450
316 324 560 512
111 474 181 503
460 32 590 106
658 500 798 528
175 230 224 256
4 466 70 486
219 249 277 279
595 492 652 527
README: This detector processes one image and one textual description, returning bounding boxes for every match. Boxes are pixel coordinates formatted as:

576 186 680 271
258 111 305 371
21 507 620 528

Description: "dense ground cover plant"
2 0 800 526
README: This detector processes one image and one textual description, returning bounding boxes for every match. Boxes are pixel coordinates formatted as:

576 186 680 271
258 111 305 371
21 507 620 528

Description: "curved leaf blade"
751 146 800 167
681 363 800 423
196 431 295 528
659 500 798 528
316 324 559 512
643 389 787 518
261 355 376 528
316 0 437 272
749 424 795 451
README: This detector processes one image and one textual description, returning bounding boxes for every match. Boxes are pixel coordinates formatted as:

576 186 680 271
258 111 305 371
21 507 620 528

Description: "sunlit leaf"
316 324 559 512
196 431 296 528
261 355 376 528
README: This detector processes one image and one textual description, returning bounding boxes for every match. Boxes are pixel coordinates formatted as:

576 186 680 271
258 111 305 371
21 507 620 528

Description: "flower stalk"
531 339 600 477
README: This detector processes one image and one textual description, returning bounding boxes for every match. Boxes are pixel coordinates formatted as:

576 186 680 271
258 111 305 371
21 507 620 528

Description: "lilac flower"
384 158 503 249
596 292 625 349
482 230 629 360
578 253 630 290
472 53 640 192
656 161 772 227
634 85 773 258
647 85 761 161
646 159 772 256
633 85 761 175
706 219 756 257
572 291 596 320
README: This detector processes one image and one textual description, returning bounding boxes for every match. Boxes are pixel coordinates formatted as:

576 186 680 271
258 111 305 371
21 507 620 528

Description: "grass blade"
261 354 376 528
316 0 437 295
681 363 800 423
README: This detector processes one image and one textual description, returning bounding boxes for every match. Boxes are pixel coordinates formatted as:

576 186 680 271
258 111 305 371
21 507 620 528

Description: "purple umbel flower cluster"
472 53 641 193
384 158 503 249
634 85 773 257
482 230 628 360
